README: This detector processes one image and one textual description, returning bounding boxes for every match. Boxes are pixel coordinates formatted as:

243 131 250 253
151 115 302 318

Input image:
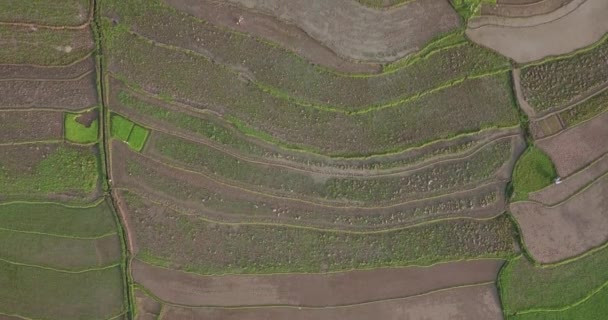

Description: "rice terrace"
0 0 607 319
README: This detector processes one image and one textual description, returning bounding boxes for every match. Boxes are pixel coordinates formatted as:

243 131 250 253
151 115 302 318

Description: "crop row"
500 244 608 315
112 83 517 173
559 87 608 128
0 0 90 26
0 143 99 200
520 36 608 113
115 143 506 230
149 131 514 205
122 190 518 275
103 0 509 109
0 25 93 65
105 25 518 156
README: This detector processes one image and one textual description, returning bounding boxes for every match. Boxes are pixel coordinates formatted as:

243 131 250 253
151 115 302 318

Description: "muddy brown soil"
167 0 460 63
467 0 608 63
481 0 572 17
164 0 379 74
132 258 503 307
112 142 507 231
74 108 98 127
0 56 94 80
530 153 608 205
0 110 63 142
134 288 162 320
0 72 98 110
159 283 503 320
511 175 608 263
537 111 608 177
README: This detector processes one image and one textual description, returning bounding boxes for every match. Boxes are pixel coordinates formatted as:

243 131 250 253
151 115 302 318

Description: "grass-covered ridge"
511 146 557 201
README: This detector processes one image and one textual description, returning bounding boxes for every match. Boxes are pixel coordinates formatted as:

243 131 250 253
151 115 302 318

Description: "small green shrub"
512 146 557 201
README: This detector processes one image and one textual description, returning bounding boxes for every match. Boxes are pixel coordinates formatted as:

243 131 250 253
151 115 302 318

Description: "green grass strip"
511 146 557 201
65 109 99 144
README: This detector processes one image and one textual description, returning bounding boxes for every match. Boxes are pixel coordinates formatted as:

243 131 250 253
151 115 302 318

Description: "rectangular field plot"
0 110 63 143
121 191 517 275
159 283 502 320
0 0 91 26
0 200 117 237
111 113 150 151
0 25 93 65
559 87 608 128
0 143 100 201
0 261 125 320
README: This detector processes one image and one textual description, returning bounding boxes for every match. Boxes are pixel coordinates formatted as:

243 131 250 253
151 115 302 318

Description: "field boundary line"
132 280 496 310
0 197 105 208
530 83 608 123
511 169 608 209
0 51 94 68
0 227 117 240
520 32 608 69
138 115 519 178
113 74 522 159
514 279 608 315
127 30 512 115
0 69 94 83
124 189 508 236
0 140 63 147
119 149 509 210
0 311 35 320
536 107 608 143
0 106 97 113
0 0 94 30
0 256 120 274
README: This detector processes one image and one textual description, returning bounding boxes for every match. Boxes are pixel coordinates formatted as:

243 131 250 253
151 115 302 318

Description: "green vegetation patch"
124 191 518 275
64 109 99 144
0 26 92 65
559 88 608 127
356 0 409 8
508 285 608 320
0 0 90 26
127 125 149 152
111 113 149 151
500 247 608 315
0 144 99 197
0 262 125 320
520 36 608 113
511 146 557 201
0 201 117 237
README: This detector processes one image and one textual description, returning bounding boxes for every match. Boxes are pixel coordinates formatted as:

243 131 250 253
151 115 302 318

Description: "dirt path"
167 0 460 63
467 0 608 63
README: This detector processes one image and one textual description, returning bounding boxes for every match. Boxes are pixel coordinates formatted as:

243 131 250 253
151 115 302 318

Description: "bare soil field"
537 111 608 177
511 175 608 263
480 0 572 17
161 0 379 74
0 56 94 80
0 73 98 110
466 0 608 63
167 0 460 63
110 78 522 176
529 114 564 139
530 153 608 205
134 288 162 320
0 110 63 142
112 142 508 231
159 283 502 320
132 258 503 307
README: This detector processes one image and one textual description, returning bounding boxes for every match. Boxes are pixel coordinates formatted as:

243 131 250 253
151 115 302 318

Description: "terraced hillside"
1 0 607 319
